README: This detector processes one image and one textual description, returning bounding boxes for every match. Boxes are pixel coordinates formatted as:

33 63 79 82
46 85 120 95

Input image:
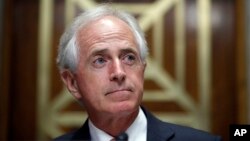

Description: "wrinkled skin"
61 16 146 136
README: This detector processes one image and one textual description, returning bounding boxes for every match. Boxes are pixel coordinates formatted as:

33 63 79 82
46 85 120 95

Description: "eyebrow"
90 48 109 56
120 48 138 55
90 47 138 57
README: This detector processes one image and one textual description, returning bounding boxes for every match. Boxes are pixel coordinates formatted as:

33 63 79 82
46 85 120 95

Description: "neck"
89 108 139 136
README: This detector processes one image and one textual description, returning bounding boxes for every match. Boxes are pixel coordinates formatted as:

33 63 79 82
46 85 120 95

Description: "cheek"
76 69 107 95
79 73 107 92
129 67 145 90
76 76 107 108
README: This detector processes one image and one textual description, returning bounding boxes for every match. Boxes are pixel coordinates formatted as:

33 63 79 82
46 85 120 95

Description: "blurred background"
0 0 249 141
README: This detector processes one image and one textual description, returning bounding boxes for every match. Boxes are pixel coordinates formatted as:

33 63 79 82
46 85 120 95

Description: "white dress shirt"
89 107 147 141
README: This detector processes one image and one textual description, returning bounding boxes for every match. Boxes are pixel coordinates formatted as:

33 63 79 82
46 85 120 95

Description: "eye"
93 57 106 68
123 53 136 65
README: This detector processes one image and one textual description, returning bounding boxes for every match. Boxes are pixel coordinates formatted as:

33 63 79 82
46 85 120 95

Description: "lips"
105 88 132 96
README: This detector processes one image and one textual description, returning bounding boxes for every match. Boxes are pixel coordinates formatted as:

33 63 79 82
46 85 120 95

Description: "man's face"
73 16 145 117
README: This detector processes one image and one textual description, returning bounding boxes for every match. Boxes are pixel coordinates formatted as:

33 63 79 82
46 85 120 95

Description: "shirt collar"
126 107 147 141
89 119 113 141
88 107 147 141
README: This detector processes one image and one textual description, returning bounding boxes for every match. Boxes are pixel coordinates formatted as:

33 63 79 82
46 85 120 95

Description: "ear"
60 70 82 100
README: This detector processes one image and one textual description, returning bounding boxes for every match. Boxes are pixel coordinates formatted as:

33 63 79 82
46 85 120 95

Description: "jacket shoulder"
165 122 222 141
143 107 221 141
53 131 76 141
53 120 90 141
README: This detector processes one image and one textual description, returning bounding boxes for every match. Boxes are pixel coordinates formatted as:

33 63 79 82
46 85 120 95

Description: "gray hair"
57 5 148 72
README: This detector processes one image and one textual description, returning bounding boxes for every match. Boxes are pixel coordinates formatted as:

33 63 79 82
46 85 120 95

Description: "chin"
109 101 139 115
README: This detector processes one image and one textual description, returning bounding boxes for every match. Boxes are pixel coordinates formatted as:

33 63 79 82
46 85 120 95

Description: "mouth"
105 89 132 96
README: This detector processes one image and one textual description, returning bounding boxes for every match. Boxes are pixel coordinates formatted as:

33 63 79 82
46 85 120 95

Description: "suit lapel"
142 107 175 141
71 108 174 141
71 119 91 140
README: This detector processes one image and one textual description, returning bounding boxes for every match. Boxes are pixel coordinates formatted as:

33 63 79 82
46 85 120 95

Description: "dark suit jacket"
54 108 221 141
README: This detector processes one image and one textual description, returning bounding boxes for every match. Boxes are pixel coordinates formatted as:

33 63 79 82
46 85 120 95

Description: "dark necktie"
114 132 128 141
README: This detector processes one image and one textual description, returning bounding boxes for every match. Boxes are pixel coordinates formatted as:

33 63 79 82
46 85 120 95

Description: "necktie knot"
112 132 128 141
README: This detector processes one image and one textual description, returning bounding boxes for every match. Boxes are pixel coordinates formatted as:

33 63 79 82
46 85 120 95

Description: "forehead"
76 16 136 49
79 15 132 34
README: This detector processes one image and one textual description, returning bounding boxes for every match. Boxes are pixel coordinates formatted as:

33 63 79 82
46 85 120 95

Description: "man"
55 5 221 141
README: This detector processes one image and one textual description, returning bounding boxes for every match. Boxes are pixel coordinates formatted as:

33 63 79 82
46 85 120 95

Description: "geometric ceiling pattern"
37 0 212 139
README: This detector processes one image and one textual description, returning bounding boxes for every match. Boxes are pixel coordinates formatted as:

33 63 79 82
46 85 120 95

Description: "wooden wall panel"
1 0 39 140
211 1 237 141
0 0 11 140
0 0 247 141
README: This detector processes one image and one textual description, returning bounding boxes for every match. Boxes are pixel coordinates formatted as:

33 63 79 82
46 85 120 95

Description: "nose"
110 60 126 84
